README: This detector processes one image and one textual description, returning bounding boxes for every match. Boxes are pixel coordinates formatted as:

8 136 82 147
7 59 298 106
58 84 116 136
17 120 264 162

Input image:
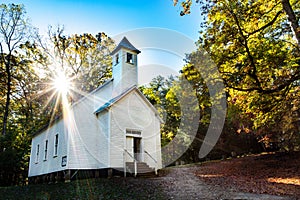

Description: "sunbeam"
53 72 71 95
52 70 72 96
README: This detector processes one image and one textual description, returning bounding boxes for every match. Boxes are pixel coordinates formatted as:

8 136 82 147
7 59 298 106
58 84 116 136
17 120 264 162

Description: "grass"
0 177 166 200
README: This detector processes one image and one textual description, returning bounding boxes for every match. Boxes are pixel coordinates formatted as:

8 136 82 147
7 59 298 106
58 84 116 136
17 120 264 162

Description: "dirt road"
152 166 294 200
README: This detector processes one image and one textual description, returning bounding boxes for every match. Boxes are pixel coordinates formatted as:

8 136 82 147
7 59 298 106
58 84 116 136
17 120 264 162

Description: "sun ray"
52 70 72 96
42 88 60 111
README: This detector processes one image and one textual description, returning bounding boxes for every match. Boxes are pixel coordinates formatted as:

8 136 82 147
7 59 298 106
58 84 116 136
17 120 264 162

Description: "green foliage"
45 27 115 94
0 3 34 136
182 0 300 151
140 76 181 146
141 66 210 164
0 131 31 186
173 0 193 16
0 3 41 186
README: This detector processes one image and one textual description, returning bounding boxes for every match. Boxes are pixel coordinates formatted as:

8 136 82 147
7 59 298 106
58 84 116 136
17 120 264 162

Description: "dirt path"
153 166 294 200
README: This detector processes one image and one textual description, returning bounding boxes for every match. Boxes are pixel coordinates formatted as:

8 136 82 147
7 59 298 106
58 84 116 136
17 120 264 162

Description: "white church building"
28 37 163 183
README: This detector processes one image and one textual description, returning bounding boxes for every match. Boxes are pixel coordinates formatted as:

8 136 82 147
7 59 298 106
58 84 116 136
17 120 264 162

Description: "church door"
133 137 141 161
126 134 142 162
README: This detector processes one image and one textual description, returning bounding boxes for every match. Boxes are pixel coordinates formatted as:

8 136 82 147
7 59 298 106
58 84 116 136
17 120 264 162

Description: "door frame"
125 129 143 162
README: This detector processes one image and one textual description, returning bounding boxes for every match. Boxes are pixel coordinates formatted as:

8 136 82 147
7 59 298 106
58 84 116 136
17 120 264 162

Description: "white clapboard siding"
67 96 103 169
28 119 68 177
109 89 162 169
67 81 113 169
28 81 114 176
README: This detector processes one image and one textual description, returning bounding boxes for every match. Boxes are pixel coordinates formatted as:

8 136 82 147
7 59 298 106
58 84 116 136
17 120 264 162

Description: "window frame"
126 52 134 64
126 129 142 137
35 144 40 164
115 53 119 65
44 140 48 161
53 134 59 157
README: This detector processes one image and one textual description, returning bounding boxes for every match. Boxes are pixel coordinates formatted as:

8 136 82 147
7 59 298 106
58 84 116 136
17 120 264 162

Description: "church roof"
94 86 164 123
111 37 141 55
94 85 136 114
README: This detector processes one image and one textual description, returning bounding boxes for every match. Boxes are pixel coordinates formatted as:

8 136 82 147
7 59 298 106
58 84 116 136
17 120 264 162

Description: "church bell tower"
111 37 141 95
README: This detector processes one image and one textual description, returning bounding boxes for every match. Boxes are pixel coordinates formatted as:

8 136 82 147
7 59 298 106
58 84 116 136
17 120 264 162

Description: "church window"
126 52 133 64
44 140 48 161
115 53 119 65
35 144 39 163
54 134 58 157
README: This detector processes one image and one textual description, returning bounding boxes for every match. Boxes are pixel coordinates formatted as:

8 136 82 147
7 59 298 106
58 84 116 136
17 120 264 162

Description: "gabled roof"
94 86 164 123
111 37 141 55
94 86 134 114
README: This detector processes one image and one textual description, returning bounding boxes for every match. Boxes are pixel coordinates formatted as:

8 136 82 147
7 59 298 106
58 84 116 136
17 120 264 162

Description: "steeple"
111 37 141 55
111 37 141 95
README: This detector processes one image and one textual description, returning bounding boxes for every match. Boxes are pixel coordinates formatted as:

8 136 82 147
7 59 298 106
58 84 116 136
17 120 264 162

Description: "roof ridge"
111 37 141 55
94 85 136 114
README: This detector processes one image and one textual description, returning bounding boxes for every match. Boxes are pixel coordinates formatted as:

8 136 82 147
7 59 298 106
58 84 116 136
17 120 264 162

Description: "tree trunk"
281 0 300 46
2 61 11 136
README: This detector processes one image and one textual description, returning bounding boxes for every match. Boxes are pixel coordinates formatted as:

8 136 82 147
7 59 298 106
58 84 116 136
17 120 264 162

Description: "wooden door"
126 136 134 162
134 138 141 161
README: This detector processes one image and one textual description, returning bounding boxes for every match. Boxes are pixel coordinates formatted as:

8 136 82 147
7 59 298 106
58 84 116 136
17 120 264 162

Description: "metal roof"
93 86 164 123
111 37 141 55
94 86 135 114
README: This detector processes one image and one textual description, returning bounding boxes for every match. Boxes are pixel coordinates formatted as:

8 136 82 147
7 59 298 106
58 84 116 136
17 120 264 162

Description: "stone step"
125 162 155 174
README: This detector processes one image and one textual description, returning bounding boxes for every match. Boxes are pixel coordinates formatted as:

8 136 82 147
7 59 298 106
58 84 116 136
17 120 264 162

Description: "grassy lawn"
0 177 165 200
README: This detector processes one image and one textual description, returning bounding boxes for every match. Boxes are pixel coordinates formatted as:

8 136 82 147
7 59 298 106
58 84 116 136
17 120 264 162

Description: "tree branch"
248 10 283 36
224 71 300 94
228 5 263 91
281 0 300 46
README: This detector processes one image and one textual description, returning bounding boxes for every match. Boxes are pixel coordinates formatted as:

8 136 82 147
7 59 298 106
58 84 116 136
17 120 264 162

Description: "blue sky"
3 0 202 84
6 0 202 40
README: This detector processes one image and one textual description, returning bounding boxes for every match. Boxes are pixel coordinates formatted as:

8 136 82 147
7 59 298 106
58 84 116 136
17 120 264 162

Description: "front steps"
125 162 157 177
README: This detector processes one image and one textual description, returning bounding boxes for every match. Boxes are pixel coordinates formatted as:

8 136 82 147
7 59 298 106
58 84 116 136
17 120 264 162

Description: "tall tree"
0 4 33 135
0 4 49 185
175 0 300 149
0 39 46 186
140 76 181 147
175 0 300 46
40 27 115 98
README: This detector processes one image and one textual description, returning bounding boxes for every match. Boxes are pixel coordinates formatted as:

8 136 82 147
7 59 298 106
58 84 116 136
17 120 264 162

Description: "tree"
140 75 181 147
0 40 47 185
0 4 34 136
281 0 300 46
41 27 115 97
174 0 300 47
175 0 300 150
0 4 45 184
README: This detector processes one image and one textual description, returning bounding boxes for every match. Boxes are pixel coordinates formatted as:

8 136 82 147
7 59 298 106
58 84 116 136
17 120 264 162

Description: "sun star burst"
53 71 71 95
